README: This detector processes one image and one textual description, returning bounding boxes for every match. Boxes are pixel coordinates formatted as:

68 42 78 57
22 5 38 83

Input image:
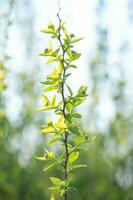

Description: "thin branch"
57 6 69 200
57 0 61 16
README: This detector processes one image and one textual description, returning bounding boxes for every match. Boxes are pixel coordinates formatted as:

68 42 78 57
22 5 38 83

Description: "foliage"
36 16 92 200
0 62 7 92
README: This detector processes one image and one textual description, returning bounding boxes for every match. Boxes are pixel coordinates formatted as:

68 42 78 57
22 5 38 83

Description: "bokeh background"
0 0 133 199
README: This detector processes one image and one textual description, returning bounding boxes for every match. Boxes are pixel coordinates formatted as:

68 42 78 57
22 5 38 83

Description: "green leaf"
71 164 87 170
66 85 73 96
43 162 56 171
74 135 85 146
64 73 72 79
66 49 72 57
42 95 50 106
71 37 83 43
50 194 56 200
40 127 56 134
77 85 87 95
60 189 65 196
74 97 87 108
67 186 77 191
40 29 54 34
46 151 55 159
63 27 70 38
48 135 61 145
58 62 63 73
41 80 54 85
49 186 58 190
50 177 63 186
69 64 77 69
69 151 79 163
70 53 81 62
66 102 73 113
36 107 46 112
72 113 82 118
54 122 67 129
51 95 56 106
44 85 57 92
46 57 57 64
35 156 46 161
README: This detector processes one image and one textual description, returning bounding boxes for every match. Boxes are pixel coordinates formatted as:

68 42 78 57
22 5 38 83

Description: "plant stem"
57 11 69 200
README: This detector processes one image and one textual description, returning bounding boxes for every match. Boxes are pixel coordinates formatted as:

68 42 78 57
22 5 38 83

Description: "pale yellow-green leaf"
41 95 50 106
46 57 57 64
57 62 63 73
35 156 46 161
52 68 58 76
69 151 79 163
47 152 55 159
50 194 56 200
63 27 70 38
51 95 56 106
75 135 85 146
44 162 56 172
40 29 54 34
36 107 45 112
49 41 54 51
44 85 57 92
66 102 73 112
71 164 87 170
48 135 61 145
40 127 55 134
54 122 67 129
50 177 63 186
60 189 65 196
71 37 83 43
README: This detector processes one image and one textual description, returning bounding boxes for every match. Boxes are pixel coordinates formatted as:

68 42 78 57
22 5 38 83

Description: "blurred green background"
0 0 133 199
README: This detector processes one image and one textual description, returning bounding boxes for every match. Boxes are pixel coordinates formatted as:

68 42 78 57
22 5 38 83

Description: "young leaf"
64 73 71 79
69 53 81 62
71 37 83 43
58 62 63 73
66 102 73 113
44 162 57 171
36 107 46 112
35 156 46 161
77 85 87 95
69 64 77 69
48 135 61 145
41 80 54 85
73 97 87 108
74 135 85 146
44 85 57 92
72 113 82 118
47 152 55 159
40 29 54 34
69 152 79 163
71 164 87 170
66 85 73 96
40 127 56 134
50 194 56 200
47 57 57 64
63 27 70 38
50 177 63 186
51 95 56 106
60 189 65 197
54 122 67 129
42 95 50 106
